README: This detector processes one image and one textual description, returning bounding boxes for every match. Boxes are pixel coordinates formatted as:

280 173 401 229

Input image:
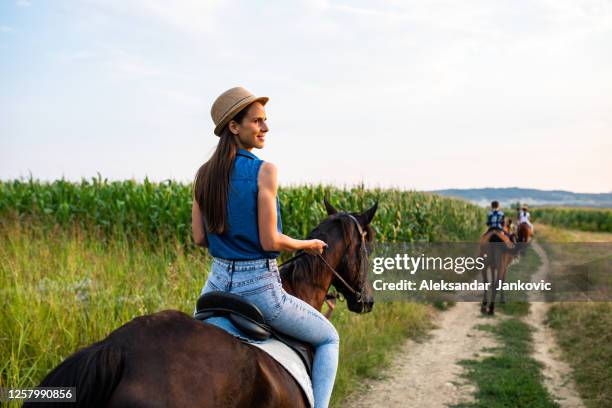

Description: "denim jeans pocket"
204 264 230 292
234 278 283 322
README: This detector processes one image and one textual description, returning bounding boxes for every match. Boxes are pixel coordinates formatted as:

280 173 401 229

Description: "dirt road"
344 301 497 407
344 241 585 408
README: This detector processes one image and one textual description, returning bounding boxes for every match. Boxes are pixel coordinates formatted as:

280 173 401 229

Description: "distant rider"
517 204 534 232
486 201 513 241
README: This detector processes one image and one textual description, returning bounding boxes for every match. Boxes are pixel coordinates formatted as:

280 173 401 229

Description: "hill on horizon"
432 187 612 208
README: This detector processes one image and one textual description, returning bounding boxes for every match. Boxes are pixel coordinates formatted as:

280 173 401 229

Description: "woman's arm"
192 199 208 247
258 162 326 254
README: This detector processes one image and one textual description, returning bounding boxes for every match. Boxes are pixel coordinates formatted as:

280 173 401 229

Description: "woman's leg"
268 290 340 408
197 260 339 407
229 264 339 408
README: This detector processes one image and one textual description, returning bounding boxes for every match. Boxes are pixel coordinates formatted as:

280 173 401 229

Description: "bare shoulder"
258 162 278 188
259 161 277 176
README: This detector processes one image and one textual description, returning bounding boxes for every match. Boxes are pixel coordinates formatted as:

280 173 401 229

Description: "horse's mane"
279 213 373 290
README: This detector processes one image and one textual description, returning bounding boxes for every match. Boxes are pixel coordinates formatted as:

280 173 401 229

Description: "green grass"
497 300 530 317
0 222 206 392
0 221 433 407
547 303 612 408
453 319 559 408
536 225 612 408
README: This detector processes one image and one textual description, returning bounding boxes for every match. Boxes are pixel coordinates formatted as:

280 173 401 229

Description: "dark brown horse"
26 199 378 408
479 230 517 315
517 222 533 243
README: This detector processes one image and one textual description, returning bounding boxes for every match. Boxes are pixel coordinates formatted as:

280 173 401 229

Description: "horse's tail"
25 340 124 408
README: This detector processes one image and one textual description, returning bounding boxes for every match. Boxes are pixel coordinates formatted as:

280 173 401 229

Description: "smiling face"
228 102 269 150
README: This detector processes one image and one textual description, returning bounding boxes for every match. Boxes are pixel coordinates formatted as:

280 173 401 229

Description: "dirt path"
344 242 586 408
344 301 498 408
528 242 584 408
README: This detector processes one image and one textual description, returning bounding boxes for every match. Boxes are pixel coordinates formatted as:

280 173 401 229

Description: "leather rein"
280 213 368 304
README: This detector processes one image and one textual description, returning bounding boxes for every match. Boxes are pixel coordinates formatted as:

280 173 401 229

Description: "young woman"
191 87 337 408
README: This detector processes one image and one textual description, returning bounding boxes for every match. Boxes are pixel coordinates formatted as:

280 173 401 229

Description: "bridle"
280 212 369 305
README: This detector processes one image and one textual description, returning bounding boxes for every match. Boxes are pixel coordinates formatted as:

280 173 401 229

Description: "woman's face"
229 102 269 150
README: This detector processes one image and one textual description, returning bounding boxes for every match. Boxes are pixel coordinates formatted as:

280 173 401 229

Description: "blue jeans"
197 257 339 408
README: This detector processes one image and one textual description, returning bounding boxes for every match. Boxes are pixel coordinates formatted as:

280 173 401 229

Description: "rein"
279 212 368 304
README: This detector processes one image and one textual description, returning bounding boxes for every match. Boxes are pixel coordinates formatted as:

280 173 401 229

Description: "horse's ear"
360 201 378 225
324 197 338 215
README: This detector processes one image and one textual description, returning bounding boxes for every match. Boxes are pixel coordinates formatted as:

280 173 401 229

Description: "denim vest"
206 148 282 260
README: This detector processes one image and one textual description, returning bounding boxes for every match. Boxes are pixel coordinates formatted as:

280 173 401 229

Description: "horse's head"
314 197 378 314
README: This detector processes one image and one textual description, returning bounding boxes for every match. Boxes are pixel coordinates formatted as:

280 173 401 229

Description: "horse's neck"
281 250 342 312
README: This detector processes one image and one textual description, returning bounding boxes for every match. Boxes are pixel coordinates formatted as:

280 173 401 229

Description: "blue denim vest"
206 148 282 260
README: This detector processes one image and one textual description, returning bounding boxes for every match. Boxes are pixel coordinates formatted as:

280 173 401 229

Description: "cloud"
0 26 14 33
78 0 227 36
53 45 162 79
16 0 31 7
110 58 162 78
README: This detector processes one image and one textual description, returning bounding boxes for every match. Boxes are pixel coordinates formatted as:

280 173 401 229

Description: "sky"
1 0 611 193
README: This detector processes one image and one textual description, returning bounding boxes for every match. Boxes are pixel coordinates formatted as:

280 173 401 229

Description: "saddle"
480 228 517 256
194 292 314 377
480 228 515 248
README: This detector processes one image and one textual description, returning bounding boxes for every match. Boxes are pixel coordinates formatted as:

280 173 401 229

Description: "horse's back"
517 223 532 242
106 310 305 408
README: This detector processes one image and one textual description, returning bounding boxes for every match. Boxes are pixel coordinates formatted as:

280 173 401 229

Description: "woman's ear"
228 120 240 136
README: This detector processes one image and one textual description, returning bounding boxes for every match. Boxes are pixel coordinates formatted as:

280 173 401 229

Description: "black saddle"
194 291 314 377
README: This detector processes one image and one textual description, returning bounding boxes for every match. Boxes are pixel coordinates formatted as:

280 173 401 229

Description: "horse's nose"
363 295 374 313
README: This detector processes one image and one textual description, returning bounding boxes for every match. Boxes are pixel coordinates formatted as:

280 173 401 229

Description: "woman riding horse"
28 200 377 408
27 87 377 408
192 87 337 408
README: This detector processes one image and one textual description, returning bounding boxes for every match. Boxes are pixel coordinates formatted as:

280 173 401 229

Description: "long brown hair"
193 105 251 234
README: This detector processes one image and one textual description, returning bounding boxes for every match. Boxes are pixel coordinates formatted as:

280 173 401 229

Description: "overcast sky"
1 0 611 193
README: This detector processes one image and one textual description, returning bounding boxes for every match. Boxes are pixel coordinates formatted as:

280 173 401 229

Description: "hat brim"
214 95 269 136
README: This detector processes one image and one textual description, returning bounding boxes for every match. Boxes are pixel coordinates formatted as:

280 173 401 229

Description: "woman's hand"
303 239 327 255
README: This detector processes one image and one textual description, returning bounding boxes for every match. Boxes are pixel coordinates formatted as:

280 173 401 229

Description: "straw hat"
210 87 269 136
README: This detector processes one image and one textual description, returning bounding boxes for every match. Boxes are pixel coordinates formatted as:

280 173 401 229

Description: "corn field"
0 176 486 244
531 207 612 233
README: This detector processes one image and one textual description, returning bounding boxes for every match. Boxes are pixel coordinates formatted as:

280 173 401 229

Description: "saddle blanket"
202 316 314 408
